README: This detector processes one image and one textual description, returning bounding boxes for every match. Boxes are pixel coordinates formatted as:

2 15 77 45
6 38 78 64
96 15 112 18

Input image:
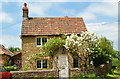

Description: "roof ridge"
29 17 83 19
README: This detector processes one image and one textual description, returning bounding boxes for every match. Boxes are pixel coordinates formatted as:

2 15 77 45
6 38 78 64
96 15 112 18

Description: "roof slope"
0 44 13 56
21 17 87 36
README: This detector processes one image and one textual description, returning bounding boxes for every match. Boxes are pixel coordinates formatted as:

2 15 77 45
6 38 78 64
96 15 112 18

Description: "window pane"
37 60 41 68
43 60 47 68
42 38 47 45
73 58 79 68
37 38 41 45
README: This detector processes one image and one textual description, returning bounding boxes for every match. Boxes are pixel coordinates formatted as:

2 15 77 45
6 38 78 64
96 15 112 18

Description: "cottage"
20 3 87 77
0 44 13 66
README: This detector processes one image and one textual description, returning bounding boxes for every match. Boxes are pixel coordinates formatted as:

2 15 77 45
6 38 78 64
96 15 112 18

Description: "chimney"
22 3 28 20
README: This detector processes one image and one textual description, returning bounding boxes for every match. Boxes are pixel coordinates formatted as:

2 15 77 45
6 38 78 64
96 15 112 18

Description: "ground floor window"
36 59 48 69
73 58 79 68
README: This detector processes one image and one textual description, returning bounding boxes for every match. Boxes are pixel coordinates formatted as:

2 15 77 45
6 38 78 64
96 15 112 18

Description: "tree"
8 47 21 53
90 37 116 67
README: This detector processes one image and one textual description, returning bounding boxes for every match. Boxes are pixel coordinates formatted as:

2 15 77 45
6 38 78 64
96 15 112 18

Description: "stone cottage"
20 3 88 77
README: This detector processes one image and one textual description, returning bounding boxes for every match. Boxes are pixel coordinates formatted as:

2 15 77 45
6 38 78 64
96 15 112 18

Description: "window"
36 60 48 69
73 58 79 68
36 38 47 46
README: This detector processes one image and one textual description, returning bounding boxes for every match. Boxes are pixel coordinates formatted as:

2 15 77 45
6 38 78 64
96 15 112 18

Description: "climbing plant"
43 37 65 56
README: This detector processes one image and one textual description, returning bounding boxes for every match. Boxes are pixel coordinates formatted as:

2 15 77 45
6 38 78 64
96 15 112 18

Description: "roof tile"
21 17 87 36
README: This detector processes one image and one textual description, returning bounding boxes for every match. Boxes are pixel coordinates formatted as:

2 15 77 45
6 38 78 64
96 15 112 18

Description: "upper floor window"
73 58 79 68
36 59 48 69
36 38 47 46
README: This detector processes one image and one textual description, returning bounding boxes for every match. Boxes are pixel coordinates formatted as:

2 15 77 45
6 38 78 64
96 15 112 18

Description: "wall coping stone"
11 69 56 73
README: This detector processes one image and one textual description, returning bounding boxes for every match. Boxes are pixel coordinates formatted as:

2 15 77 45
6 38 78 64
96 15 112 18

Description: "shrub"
46 76 53 79
33 76 39 79
4 66 16 72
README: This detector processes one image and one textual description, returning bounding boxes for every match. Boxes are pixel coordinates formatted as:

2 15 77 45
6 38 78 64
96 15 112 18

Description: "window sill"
36 45 42 47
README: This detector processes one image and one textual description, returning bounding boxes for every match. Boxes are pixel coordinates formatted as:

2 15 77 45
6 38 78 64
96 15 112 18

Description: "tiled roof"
0 44 13 56
21 17 87 36
13 52 22 56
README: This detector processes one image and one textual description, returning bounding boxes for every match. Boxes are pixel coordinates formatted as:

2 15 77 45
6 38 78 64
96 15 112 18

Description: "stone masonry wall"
21 36 53 70
11 69 58 78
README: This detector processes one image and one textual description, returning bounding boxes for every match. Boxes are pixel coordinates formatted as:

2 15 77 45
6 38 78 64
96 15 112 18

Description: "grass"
107 69 120 77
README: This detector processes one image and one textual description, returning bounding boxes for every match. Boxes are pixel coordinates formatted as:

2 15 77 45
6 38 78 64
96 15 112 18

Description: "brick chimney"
22 3 28 20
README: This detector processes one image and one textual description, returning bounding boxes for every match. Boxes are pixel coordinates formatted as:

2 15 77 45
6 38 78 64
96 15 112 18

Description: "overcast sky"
0 0 119 51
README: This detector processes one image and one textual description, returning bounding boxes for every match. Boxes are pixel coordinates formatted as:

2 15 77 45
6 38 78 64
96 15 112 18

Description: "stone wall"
11 69 58 79
70 68 82 77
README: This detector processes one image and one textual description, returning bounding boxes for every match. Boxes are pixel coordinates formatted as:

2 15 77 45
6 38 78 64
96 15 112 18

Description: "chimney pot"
23 3 28 10
22 3 28 20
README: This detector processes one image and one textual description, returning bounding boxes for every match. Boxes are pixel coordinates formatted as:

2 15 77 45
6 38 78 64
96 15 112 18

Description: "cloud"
77 2 118 21
0 12 14 23
0 34 21 48
86 22 118 50
28 3 52 16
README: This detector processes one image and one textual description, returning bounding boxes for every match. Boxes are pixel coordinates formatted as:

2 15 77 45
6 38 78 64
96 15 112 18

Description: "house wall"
13 53 22 70
21 36 85 77
0 55 11 65
21 36 54 70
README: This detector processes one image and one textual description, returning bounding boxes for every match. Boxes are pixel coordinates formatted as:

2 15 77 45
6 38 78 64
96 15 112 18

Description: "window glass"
73 58 79 68
37 38 47 46
42 38 47 45
37 38 41 45
37 60 41 68
43 60 47 68
36 60 48 69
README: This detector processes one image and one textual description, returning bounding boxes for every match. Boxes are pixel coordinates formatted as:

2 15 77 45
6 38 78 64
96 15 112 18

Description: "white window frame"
36 59 48 69
36 37 48 47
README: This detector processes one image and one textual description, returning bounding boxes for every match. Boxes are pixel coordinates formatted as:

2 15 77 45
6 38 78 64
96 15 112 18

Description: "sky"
0 0 119 51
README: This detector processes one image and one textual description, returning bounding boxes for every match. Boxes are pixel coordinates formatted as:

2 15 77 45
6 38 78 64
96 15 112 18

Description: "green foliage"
22 66 29 71
43 37 65 56
8 47 21 53
4 66 16 72
33 76 39 79
112 58 120 67
79 72 88 78
90 37 115 67
46 76 53 79
4 57 12 66
28 53 47 60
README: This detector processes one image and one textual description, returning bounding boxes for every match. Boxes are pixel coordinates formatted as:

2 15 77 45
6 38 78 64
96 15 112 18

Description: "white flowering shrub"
64 31 99 66
64 31 99 55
